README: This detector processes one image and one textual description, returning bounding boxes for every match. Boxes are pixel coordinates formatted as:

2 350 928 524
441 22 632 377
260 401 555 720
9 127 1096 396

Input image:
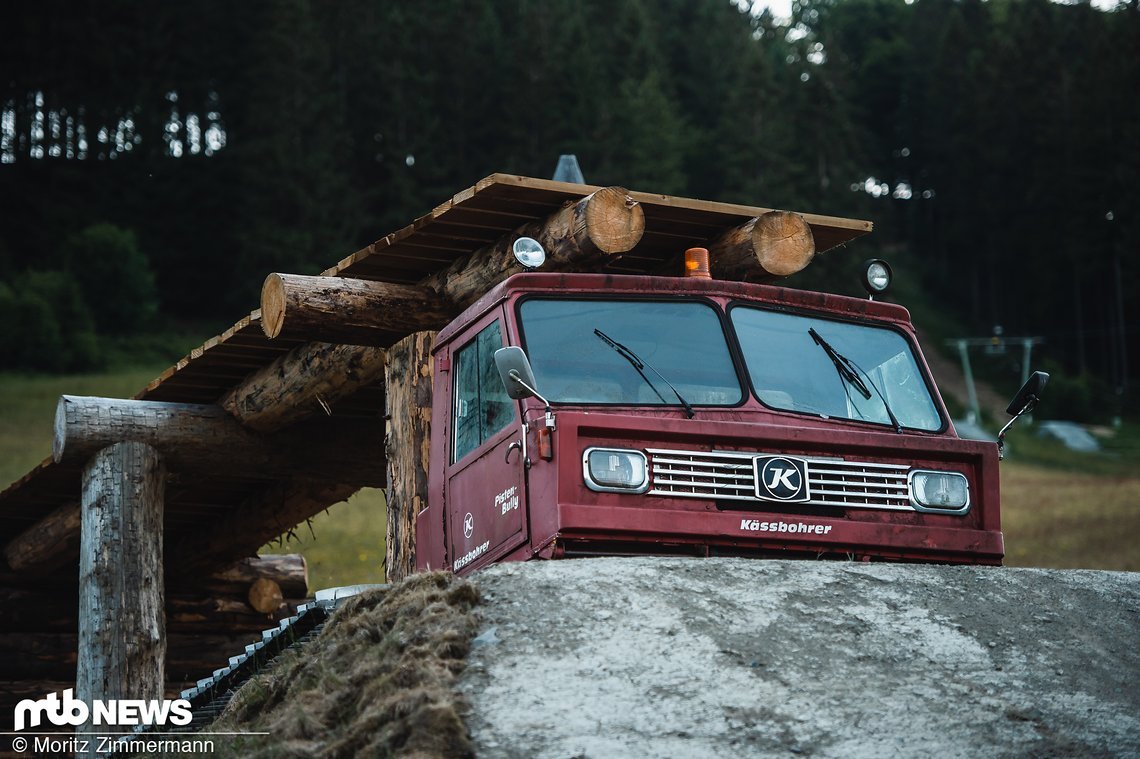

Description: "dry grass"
1001 461 1140 571
199 572 481 759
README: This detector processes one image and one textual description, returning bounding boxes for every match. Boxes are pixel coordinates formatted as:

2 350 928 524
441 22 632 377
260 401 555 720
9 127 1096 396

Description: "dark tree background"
1 0 1137 417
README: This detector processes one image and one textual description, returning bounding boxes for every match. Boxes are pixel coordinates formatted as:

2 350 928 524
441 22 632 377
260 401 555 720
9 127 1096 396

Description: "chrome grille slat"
646 447 913 511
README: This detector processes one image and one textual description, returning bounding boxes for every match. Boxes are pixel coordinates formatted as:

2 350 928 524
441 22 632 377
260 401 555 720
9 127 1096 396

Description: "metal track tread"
114 584 388 752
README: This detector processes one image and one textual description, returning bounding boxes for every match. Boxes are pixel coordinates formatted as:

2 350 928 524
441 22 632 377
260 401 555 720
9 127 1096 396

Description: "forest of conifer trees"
0 0 1137 419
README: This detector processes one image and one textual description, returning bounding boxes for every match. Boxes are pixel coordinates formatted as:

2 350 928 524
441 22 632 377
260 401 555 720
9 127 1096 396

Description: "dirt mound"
460 557 1140 759
208 571 480 758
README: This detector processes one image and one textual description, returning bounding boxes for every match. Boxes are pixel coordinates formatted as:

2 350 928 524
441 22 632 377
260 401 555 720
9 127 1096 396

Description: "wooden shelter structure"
0 174 871 734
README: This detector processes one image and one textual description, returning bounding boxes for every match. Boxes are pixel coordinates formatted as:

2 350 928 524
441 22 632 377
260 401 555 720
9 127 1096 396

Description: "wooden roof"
0 174 872 559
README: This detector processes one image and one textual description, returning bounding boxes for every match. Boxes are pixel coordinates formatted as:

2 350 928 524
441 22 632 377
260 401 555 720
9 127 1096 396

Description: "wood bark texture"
76 442 165 751
384 331 435 582
53 395 384 486
261 274 452 344
0 632 256 682
247 578 284 614
3 501 81 573
421 186 644 311
205 554 308 599
221 341 387 433
166 480 359 581
165 594 304 634
709 211 817 281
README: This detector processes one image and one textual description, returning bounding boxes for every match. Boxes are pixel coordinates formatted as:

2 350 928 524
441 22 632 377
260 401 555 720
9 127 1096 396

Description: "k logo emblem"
754 456 810 502
463 512 474 539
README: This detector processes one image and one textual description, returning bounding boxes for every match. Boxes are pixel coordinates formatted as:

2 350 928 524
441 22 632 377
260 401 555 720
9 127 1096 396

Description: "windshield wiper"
808 327 902 433
594 328 695 419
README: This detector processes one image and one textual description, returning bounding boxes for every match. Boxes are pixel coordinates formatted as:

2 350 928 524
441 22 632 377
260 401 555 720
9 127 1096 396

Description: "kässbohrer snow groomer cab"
414 178 1046 575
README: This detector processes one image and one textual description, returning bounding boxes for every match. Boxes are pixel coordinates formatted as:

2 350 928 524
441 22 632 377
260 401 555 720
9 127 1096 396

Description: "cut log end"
753 211 816 277
261 273 287 339
584 187 645 254
52 396 69 463
247 578 284 614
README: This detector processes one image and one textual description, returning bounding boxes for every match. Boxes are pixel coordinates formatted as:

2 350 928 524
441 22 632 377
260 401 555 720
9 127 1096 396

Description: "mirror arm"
996 397 1038 461
509 370 552 409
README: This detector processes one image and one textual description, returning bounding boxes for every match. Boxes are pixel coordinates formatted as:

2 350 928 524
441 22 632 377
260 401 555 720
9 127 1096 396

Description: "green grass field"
1 367 1136 592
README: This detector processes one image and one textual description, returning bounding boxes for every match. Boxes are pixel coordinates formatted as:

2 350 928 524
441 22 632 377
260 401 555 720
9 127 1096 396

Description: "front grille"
646 448 913 512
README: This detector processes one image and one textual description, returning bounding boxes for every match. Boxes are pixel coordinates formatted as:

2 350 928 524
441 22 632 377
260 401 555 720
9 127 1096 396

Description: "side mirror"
494 346 544 402
1006 371 1049 416
997 371 1049 460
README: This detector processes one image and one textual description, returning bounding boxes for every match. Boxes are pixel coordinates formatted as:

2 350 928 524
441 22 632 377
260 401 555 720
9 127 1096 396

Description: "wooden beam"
421 185 644 311
53 395 384 485
165 480 359 580
205 554 308 599
0 632 260 682
261 275 452 344
384 332 435 582
3 502 82 575
76 441 165 752
708 211 817 281
220 341 388 433
0 556 308 632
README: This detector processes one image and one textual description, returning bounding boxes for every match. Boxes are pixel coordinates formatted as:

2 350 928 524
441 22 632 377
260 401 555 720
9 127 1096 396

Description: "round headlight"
512 236 546 269
860 259 893 296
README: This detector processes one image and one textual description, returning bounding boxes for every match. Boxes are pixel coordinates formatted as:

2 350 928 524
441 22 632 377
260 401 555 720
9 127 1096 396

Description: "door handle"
505 440 523 464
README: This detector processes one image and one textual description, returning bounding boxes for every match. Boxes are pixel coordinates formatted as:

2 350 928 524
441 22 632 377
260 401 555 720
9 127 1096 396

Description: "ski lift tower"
947 327 1044 423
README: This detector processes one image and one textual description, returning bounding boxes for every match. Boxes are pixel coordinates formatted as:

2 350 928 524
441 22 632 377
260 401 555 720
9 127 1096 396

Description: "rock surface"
459 557 1139 759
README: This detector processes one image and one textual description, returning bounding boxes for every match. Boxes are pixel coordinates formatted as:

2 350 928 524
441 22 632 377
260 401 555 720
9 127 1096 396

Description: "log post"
708 211 817 281
384 331 435 582
76 442 165 753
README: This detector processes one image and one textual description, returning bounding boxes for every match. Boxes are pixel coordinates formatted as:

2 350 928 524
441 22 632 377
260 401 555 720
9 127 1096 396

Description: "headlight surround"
583 447 649 493
909 470 970 513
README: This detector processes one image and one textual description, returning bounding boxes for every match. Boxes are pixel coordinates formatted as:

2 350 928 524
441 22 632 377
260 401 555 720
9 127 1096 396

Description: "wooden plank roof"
0 174 872 560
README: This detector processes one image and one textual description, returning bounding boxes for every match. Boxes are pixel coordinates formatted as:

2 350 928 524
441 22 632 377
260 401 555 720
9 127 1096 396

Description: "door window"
452 320 515 462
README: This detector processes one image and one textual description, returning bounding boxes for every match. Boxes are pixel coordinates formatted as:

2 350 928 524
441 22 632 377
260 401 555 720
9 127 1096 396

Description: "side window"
452 321 515 462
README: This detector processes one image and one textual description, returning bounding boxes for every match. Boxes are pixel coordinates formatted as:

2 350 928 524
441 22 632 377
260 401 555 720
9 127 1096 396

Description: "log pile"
0 555 307 731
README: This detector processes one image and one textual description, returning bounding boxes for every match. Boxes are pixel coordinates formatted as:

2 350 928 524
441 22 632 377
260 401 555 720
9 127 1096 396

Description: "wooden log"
421 186 644 311
3 502 82 576
220 341 387 433
166 595 304 634
384 332 435 582
53 395 384 485
261 275 452 344
205 554 308 599
0 632 254 682
708 210 817 281
0 557 306 632
247 578 284 614
165 480 359 581
76 442 165 751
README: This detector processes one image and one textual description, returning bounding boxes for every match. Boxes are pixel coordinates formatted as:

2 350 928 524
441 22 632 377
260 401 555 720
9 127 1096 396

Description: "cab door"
444 311 527 573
